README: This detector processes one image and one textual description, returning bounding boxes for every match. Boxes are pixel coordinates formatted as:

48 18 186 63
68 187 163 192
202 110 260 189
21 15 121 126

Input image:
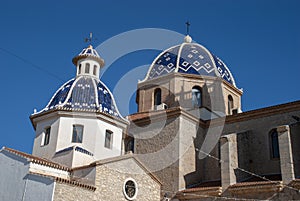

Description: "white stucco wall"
77 58 100 78
23 174 55 201
57 116 123 160
33 113 124 167
32 117 60 159
0 150 54 201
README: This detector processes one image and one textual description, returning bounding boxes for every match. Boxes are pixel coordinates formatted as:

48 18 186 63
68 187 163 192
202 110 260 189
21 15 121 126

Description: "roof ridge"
2 147 70 171
29 171 96 191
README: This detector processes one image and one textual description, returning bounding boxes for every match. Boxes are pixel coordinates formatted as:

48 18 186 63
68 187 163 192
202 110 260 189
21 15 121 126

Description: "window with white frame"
123 178 138 200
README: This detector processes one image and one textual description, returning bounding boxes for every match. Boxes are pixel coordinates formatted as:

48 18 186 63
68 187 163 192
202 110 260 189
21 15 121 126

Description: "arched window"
78 64 82 75
85 63 90 74
125 138 134 153
154 88 162 106
42 127 51 146
192 86 202 108
93 65 97 76
270 129 280 159
228 95 234 115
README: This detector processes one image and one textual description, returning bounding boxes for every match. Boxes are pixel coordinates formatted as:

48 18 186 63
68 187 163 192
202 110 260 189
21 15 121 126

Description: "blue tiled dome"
41 76 122 118
144 37 236 86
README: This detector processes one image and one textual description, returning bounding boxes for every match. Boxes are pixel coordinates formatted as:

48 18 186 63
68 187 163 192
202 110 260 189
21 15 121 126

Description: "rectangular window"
104 130 113 149
42 127 51 146
270 130 280 159
72 125 83 143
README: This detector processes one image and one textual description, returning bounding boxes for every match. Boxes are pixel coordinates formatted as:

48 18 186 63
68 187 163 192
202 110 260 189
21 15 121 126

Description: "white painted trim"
92 78 99 108
36 78 75 114
213 56 237 87
98 79 128 122
175 43 186 72
51 181 56 201
140 41 238 88
29 162 70 179
62 77 80 106
21 177 28 201
123 178 138 200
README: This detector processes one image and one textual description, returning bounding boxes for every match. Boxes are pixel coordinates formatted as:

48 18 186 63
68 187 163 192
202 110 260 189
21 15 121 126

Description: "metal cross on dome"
186 21 190 35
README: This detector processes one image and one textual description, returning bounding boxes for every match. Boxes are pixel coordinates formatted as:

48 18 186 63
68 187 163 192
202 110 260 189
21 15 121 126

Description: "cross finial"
84 32 93 44
185 21 190 35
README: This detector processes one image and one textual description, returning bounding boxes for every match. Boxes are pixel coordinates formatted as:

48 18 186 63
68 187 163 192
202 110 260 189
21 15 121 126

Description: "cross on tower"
185 21 190 35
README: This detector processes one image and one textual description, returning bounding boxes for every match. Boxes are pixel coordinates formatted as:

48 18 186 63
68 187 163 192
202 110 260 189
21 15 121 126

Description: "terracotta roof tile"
29 171 96 191
2 147 70 171
128 107 180 121
180 186 222 193
231 181 282 188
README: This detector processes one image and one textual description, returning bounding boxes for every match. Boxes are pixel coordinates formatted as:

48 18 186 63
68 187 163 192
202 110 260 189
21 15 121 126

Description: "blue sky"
0 0 299 153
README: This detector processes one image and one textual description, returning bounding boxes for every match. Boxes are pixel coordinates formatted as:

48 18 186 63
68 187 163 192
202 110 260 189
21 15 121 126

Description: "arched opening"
192 86 202 108
270 129 280 159
125 137 134 153
85 63 90 74
154 88 162 106
93 65 97 76
228 95 234 115
78 64 82 75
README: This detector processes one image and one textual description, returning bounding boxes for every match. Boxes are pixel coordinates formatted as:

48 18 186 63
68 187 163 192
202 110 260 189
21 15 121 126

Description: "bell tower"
130 34 243 195
136 35 242 116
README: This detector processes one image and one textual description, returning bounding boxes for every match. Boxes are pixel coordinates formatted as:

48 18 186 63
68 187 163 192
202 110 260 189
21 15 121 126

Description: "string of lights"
197 149 299 193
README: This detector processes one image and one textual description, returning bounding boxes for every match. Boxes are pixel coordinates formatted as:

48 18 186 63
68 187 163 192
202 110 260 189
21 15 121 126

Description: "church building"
0 33 299 201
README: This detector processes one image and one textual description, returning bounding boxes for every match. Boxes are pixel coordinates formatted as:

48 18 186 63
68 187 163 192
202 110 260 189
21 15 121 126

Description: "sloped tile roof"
2 147 70 171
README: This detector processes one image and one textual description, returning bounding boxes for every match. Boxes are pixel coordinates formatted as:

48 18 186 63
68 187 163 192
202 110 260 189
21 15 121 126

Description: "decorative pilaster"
220 134 238 191
277 125 295 184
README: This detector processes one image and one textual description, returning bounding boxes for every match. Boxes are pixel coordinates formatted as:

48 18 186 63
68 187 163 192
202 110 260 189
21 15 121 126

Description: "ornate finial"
185 21 190 35
184 35 192 43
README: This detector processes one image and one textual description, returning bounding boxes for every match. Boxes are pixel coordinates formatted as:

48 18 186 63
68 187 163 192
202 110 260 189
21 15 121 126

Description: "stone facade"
2 36 300 201
53 156 161 201
137 73 242 115
129 100 300 200
53 183 95 201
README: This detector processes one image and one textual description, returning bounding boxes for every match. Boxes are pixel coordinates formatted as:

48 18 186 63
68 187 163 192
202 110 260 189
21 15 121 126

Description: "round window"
123 178 138 200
